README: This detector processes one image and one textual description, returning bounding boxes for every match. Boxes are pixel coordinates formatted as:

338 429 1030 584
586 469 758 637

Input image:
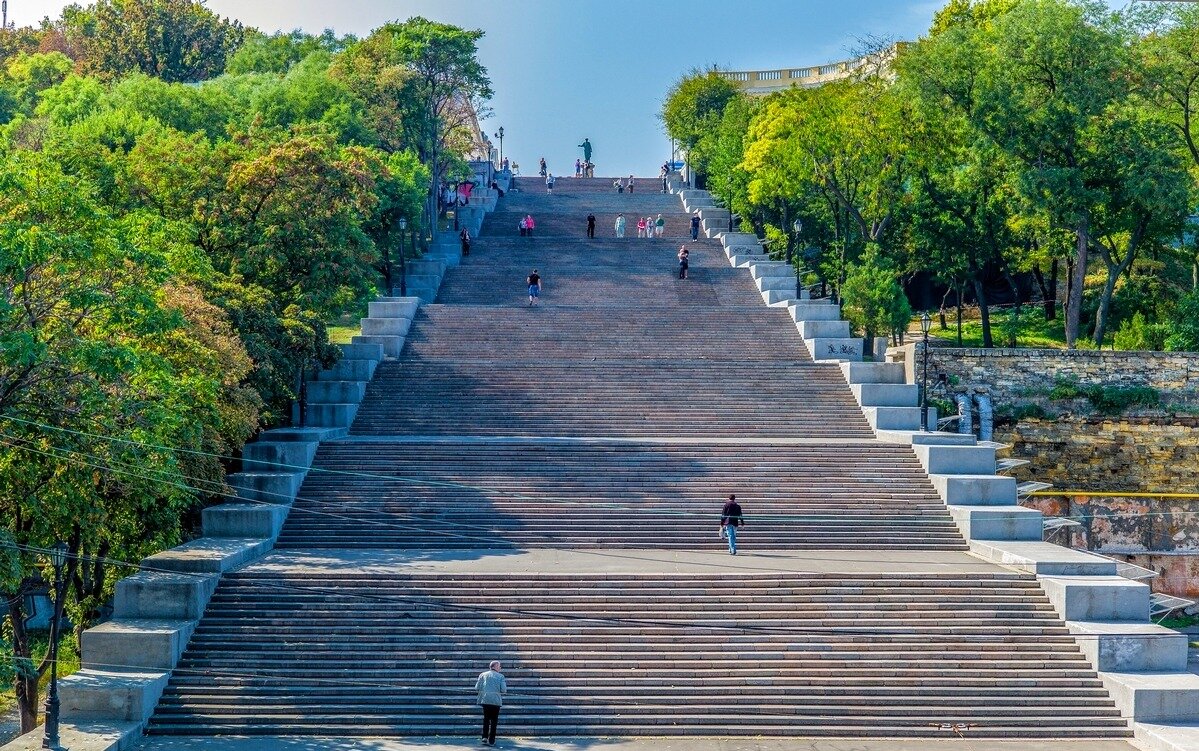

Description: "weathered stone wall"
998 417 1199 493
1025 493 1199 597
925 347 1199 412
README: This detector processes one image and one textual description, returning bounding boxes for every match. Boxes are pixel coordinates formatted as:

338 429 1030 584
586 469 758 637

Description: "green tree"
841 247 914 354
63 0 245 82
661 71 741 183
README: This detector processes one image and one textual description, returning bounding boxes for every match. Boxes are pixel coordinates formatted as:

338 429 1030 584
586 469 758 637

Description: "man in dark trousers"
459 227 471 256
475 660 507 745
690 212 701 240
586 213 596 238
527 269 542 307
721 494 744 555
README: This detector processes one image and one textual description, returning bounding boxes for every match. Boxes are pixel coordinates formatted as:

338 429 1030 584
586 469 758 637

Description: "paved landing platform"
134 736 1141 751
244 548 1010 576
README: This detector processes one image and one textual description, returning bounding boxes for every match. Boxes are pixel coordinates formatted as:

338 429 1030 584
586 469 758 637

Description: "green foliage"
1113 312 1170 351
63 0 246 83
225 29 353 75
1165 291 1199 351
841 247 913 343
661 71 741 179
1049 376 1161 413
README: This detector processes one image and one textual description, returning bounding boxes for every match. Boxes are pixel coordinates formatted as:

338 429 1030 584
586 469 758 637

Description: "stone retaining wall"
926 347 1199 411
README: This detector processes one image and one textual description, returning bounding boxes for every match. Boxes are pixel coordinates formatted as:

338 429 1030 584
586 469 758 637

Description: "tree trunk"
1033 265 1054 321
1048 258 1059 320
956 287 964 347
1093 270 1119 348
7 595 40 733
973 278 993 348
1004 271 1023 348
1065 215 1089 349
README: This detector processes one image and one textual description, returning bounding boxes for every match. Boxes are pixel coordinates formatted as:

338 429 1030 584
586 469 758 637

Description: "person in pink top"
636 217 647 238
524 215 535 237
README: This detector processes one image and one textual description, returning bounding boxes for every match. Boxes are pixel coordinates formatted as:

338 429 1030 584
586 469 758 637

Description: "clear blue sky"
9 0 1124 176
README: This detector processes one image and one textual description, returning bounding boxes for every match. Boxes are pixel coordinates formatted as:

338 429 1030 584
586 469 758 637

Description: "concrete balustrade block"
336 343 385 362
762 289 797 306
368 300 420 320
408 259 447 277
202 502 290 539
227 471 303 504
1040 576 1151 622
789 303 843 322
807 338 865 362
141 537 273 575
861 406 923 430
756 276 801 293
748 262 791 280
59 669 170 723
1069 622 1189 672
305 402 360 428
840 361 906 384
351 335 406 358
720 232 759 246
427 246 462 268
259 426 343 443
730 255 764 268
968 540 1118 575
698 208 730 220
1136 721 1199 751
849 383 918 407
316 358 377 382
360 317 413 338
913 443 997 475
396 274 441 291
82 619 197 671
928 473 1019 505
114 571 219 621
875 430 978 446
242 441 319 474
799 320 852 340
306 380 367 404
948 505 1043 541
403 284 440 304
1100 672 1199 722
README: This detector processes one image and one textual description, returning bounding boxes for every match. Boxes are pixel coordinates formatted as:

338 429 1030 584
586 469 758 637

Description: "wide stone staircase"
142 175 1135 743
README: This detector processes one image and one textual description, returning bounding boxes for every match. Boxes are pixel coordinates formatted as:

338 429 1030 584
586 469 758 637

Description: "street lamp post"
42 542 68 751
493 127 504 167
920 312 932 432
397 218 408 297
792 218 803 299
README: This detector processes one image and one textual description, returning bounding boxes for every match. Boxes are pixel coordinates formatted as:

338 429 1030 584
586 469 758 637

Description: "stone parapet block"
113 571 218 621
304 402 360 428
336 342 385 361
948 504 1043 541
59 669 170 723
316 357 378 382
202 502 290 539
82 619 197 671
227 471 303 504
1039 575 1151 622
928 473 1019 505
788 302 843 323
351 334 405 359
360 317 413 338
861 406 922 431
307 380 367 404
368 300 420 320
799 320 852 341
1100 672 1199 722
806 337 865 362
242 440 319 474
1070 621 1189 672
913 443 996 475
141 537 273 575
968 540 1118 575
849 383 918 407
0 721 141 751
1136 722 1199 751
